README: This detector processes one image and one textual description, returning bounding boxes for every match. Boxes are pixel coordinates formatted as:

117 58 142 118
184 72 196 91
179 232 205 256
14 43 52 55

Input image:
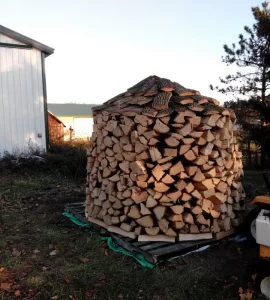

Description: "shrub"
47 142 88 178
0 140 89 179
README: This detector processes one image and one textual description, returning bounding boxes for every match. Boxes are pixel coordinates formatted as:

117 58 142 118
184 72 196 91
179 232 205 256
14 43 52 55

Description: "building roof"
47 103 96 117
0 25 54 56
48 111 66 126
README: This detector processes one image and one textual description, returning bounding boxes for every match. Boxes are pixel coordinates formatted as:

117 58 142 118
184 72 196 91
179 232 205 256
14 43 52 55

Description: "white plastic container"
261 277 270 299
256 209 270 247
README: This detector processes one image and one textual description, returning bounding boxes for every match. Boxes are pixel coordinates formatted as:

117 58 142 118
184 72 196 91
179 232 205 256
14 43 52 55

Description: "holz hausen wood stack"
85 76 245 243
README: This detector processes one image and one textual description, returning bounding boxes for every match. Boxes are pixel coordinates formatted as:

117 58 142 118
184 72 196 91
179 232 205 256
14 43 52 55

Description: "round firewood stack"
85 75 245 242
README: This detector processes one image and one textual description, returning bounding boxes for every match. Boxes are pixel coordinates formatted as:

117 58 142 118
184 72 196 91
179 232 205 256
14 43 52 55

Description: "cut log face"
130 161 147 175
161 162 173 171
185 166 197 176
165 136 180 147
169 161 184 176
149 147 162 162
179 144 191 156
146 196 158 208
136 216 154 227
167 190 182 202
145 227 160 236
178 123 192 136
202 199 214 213
183 212 194 225
191 206 203 215
162 174 175 184
152 165 165 181
119 161 130 174
135 141 147 154
131 188 148 204
184 150 197 161
158 218 169 233
170 205 184 214
148 138 159 146
193 168 206 182
153 119 170 133
154 182 170 193
143 130 157 140
174 112 185 123
87 75 244 241
153 206 166 220
128 205 141 219
140 203 151 215
208 192 227 204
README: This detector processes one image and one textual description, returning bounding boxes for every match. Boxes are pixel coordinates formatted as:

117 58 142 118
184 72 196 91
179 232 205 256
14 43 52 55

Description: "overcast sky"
0 0 262 104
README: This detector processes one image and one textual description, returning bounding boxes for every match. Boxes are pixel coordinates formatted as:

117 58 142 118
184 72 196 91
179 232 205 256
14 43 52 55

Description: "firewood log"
169 161 184 176
136 180 148 189
152 165 165 181
165 136 180 147
162 174 175 184
166 190 182 202
183 212 194 224
128 205 141 219
153 206 166 220
185 166 197 176
138 235 175 242
154 182 170 192
158 218 169 233
140 203 151 215
164 148 178 157
179 233 212 241
108 226 136 239
153 119 170 133
145 227 160 236
170 205 184 214
149 147 162 161
193 168 206 182
191 206 203 215
146 196 158 208
136 215 154 227
131 188 148 204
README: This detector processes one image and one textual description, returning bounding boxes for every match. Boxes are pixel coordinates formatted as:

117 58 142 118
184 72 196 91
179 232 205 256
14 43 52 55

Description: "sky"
0 0 264 105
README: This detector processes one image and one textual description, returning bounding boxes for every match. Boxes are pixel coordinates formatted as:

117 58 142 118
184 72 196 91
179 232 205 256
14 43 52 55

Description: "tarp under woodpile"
85 75 245 242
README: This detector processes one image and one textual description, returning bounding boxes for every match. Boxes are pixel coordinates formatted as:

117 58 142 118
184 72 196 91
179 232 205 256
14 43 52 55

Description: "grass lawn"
0 170 267 300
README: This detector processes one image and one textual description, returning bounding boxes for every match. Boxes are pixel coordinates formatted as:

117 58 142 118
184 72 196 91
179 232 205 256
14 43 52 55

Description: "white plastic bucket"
261 277 270 299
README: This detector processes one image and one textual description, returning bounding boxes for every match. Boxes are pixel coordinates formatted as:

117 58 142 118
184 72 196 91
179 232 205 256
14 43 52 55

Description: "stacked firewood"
85 76 245 242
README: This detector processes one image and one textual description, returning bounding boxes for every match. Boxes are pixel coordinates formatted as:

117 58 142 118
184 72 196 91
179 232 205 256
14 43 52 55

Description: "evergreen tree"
210 2 270 165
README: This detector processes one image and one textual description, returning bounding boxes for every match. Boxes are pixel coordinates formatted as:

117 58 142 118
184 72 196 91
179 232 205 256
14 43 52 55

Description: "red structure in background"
48 111 66 143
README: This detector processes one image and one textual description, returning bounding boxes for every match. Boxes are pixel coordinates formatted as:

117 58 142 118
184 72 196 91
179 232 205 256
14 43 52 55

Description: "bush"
47 142 88 178
0 141 88 179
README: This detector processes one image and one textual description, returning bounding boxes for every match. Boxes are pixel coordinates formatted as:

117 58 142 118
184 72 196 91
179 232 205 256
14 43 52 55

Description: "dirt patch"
0 171 267 299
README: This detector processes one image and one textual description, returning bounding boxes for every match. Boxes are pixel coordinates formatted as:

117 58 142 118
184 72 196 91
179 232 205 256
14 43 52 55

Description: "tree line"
211 2 270 168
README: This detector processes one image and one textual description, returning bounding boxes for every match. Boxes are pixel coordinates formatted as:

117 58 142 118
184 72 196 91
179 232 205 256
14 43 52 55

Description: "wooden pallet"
64 202 88 224
64 202 234 264
110 233 216 264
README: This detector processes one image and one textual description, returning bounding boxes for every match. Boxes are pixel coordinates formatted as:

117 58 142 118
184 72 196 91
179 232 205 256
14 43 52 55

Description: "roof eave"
0 25 54 56
48 111 66 126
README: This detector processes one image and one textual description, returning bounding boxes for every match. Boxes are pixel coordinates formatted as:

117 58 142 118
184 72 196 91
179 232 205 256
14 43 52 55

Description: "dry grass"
0 171 267 300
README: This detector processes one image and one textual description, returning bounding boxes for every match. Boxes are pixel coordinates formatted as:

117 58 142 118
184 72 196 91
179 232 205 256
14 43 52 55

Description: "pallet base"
110 233 215 264
64 202 236 264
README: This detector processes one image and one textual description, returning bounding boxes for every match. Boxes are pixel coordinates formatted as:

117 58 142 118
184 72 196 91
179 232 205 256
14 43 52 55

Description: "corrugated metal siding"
0 47 46 155
0 33 25 45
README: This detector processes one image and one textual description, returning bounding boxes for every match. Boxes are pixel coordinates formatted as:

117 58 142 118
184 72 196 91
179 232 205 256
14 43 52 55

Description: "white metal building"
0 25 54 156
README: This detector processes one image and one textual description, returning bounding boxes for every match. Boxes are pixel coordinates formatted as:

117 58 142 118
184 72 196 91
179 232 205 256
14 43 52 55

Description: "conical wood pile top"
93 75 236 119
